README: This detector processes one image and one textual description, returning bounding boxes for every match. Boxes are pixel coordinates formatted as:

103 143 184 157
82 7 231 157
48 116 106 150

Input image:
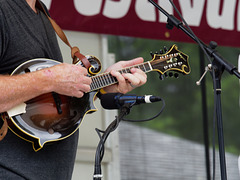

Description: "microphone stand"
93 103 132 180
148 1 240 180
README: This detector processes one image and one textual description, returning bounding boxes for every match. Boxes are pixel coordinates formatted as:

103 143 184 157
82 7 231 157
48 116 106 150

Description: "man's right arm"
0 63 91 113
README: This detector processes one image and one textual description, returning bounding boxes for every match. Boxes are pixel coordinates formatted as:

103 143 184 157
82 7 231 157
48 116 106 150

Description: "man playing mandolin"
0 0 147 179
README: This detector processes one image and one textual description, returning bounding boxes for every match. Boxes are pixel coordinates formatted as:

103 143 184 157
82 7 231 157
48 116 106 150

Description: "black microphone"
100 93 162 109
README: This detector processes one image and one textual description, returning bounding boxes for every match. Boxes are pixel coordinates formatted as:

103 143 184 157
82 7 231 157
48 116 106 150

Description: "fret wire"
94 73 108 89
90 78 96 91
95 76 102 89
90 77 96 90
99 75 105 87
111 75 117 83
92 72 118 91
138 65 144 72
94 77 102 90
142 64 146 72
107 73 113 84
95 77 100 88
103 74 110 86
102 75 108 87
96 76 102 88
93 77 99 89
136 63 144 72
104 73 110 85
145 63 150 72
106 73 112 84
143 65 147 71
147 61 153 71
137 63 147 72
108 73 116 84
99 76 105 87
90 61 154 92
144 62 152 72
143 64 146 71
90 83 94 91
92 77 98 90
113 76 117 83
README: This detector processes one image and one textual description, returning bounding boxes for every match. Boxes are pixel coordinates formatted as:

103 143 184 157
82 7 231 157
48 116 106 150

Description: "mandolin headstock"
150 44 190 79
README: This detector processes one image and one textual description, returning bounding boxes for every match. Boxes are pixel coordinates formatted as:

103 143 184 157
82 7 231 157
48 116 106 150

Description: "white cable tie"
93 174 103 178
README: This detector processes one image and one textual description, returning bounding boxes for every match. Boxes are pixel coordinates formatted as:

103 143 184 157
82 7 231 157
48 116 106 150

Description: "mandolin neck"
90 61 152 92
89 49 185 92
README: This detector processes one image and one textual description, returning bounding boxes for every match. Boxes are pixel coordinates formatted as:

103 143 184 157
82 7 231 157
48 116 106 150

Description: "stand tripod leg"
215 89 227 180
213 66 227 180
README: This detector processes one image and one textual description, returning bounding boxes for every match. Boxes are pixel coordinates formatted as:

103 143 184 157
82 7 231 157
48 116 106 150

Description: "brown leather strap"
36 0 91 68
0 114 8 141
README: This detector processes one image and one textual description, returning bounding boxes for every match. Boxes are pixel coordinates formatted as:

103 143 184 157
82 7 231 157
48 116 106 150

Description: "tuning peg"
150 51 154 58
159 49 164 54
159 74 165 80
168 72 173 77
157 72 165 80
163 46 168 52
174 73 179 78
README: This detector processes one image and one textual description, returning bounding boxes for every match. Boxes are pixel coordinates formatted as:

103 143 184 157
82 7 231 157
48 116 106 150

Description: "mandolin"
2 44 190 151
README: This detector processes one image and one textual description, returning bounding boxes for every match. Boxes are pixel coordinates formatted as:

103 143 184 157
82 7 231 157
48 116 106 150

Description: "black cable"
93 98 165 179
93 104 131 180
122 98 165 122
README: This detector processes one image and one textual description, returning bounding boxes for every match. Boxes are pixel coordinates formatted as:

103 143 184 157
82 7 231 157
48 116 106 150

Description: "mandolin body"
6 58 99 151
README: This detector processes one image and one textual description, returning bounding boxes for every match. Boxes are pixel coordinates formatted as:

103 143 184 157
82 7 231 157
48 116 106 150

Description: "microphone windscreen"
100 93 121 109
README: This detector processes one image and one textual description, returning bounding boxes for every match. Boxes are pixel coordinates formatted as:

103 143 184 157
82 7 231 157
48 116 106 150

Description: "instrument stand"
93 103 132 180
148 1 240 180
198 49 228 180
211 58 227 179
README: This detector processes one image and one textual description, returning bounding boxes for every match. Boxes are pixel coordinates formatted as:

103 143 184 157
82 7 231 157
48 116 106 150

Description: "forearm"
0 70 50 112
0 63 92 113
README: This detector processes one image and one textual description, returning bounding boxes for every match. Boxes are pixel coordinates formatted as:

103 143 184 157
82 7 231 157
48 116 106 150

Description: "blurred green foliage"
108 35 240 154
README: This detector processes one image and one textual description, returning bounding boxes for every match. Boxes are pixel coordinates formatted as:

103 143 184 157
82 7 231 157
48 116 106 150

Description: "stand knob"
209 41 218 50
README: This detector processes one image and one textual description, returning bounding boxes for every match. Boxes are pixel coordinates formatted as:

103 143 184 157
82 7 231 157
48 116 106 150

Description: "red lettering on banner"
47 0 240 47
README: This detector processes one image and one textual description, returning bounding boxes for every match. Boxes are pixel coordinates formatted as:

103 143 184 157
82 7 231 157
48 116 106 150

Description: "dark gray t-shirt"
0 0 63 74
0 0 79 179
